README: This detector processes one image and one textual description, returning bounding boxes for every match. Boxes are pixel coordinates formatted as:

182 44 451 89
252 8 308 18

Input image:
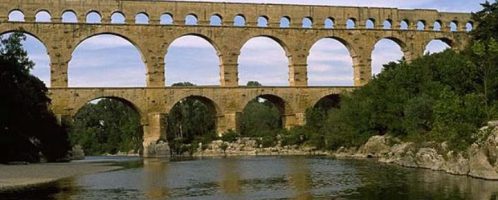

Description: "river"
2 156 498 200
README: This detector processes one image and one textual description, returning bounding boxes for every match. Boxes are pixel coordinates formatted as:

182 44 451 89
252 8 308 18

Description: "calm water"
2 156 498 200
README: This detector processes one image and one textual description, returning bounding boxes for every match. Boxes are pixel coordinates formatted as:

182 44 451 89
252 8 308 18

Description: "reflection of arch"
72 96 143 120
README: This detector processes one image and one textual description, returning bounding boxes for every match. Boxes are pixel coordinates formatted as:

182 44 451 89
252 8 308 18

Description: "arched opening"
365 19 375 29
8 10 25 22
417 20 425 30
35 11 51 22
302 17 313 28
111 12 125 24
240 94 285 146
466 22 473 32
239 37 288 86
160 13 173 25
69 97 143 156
135 13 149 24
400 20 409 30
383 19 392 29
86 11 102 23
306 94 341 130
62 10 78 23
257 16 268 27
210 14 222 26
308 38 354 86
69 34 146 87
0 32 51 86
433 20 442 31
346 18 356 29
185 14 198 25
234 15 246 26
424 39 451 55
450 21 458 32
165 35 220 86
324 18 334 29
166 94 217 156
280 16 290 28
372 38 404 76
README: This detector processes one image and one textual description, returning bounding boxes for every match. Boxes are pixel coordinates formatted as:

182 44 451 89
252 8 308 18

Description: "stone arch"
160 13 174 25
371 37 407 75
69 33 147 87
311 94 341 110
433 20 442 31
234 14 246 26
185 13 198 25
164 34 221 85
308 36 357 61
71 96 145 122
346 18 356 29
466 21 473 32
136 12 149 24
0 30 48 50
302 17 313 28
307 37 354 86
241 93 292 120
280 16 291 28
86 10 102 23
238 35 290 58
8 9 25 22
424 37 453 54
168 95 221 116
35 10 51 22
324 17 334 28
400 19 409 30
257 16 269 27
365 18 375 29
449 21 458 32
61 10 78 23
210 14 222 26
383 19 392 29
111 11 126 24
417 20 426 30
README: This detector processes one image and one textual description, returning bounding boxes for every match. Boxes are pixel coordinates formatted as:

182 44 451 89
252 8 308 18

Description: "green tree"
0 32 70 162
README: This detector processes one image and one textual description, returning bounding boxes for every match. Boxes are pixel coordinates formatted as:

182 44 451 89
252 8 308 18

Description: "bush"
221 129 239 142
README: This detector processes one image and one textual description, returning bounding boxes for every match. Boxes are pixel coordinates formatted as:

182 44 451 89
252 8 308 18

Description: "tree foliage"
0 32 70 162
69 98 143 155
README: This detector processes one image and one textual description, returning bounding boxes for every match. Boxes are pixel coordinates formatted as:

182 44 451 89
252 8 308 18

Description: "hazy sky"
7 0 485 87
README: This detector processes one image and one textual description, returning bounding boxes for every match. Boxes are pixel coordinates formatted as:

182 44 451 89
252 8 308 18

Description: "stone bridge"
0 0 472 156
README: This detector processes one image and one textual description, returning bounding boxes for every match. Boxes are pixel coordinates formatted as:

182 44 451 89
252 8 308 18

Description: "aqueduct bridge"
1 0 472 156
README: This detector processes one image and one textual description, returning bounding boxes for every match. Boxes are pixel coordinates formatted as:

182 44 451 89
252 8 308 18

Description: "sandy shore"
0 162 123 192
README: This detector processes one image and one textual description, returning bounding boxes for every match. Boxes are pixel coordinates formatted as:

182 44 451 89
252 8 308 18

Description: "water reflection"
220 158 242 196
3 157 498 199
143 159 169 199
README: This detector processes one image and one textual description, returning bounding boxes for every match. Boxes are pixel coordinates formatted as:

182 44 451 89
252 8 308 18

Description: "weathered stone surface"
468 144 498 179
415 148 445 170
379 142 417 167
358 135 391 158
441 151 469 175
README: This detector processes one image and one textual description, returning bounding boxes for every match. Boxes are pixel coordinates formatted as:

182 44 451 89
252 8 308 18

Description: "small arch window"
86 11 102 23
433 21 442 31
346 18 356 29
400 20 409 30
35 11 51 22
111 12 125 24
417 20 426 30
466 22 473 32
185 14 198 25
135 13 149 24
324 18 334 29
280 16 290 28
450 21 458 32
61 11 78 23
383 19 392 29
257 16 268 27
8 10 25 22
210 14 222 26
365 19 375 29
234 15 246 26
160 13 173 25
302 17 312 28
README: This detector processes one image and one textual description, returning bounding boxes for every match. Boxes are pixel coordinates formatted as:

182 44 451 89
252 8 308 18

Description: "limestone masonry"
0 0 472 157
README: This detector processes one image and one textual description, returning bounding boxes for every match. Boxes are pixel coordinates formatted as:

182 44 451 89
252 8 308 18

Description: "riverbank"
0 161 123 192
330 124 498 180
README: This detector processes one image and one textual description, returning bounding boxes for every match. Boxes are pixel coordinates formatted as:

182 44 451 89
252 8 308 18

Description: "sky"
6 0 486 87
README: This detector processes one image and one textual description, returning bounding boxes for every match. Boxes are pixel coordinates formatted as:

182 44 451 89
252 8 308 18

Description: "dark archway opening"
69 98 143 156
166 83 218 156
240 87 285 147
